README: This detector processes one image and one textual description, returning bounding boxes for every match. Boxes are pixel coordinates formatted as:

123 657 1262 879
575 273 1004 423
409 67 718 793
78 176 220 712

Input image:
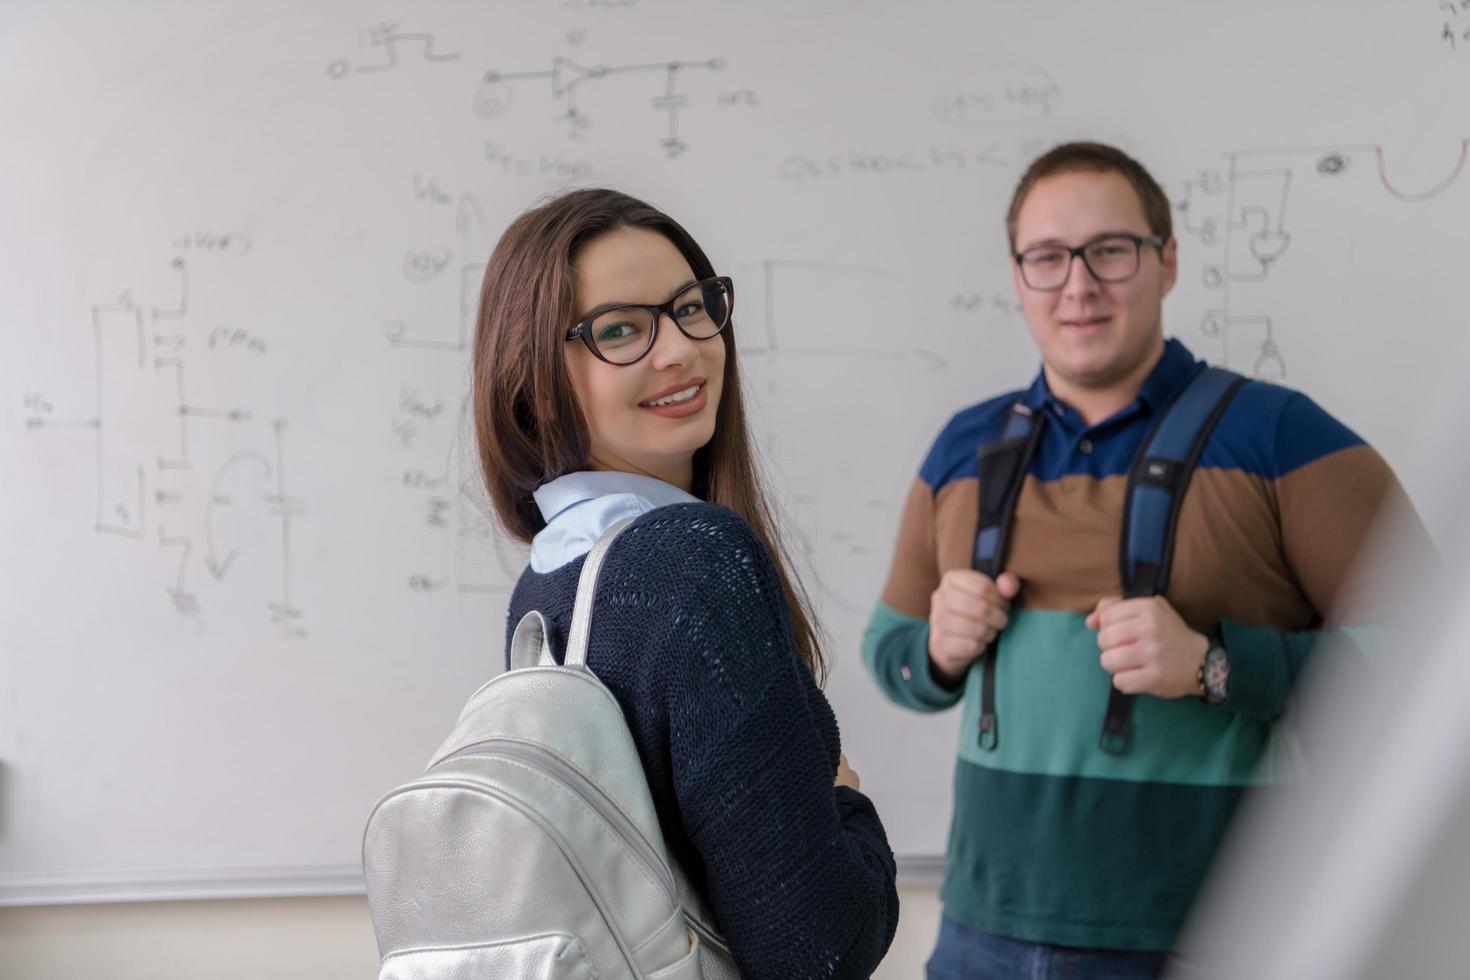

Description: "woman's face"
565 226 726 490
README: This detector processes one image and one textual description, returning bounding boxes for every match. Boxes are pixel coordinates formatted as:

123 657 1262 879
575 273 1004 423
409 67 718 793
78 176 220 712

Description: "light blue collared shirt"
530 470 700 572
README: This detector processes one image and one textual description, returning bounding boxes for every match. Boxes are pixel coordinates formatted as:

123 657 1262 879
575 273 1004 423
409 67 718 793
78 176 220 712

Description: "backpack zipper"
436 738 731 956
438 739 678 901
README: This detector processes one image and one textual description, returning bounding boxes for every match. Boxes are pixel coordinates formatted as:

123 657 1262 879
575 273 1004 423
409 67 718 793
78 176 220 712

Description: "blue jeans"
925 915 1172 980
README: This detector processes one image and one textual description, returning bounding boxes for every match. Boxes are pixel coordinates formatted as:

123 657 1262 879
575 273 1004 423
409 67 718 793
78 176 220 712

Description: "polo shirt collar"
1020 338 1202 420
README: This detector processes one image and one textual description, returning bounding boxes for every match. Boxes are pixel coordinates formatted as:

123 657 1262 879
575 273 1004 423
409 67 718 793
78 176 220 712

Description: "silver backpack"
363 518 740 979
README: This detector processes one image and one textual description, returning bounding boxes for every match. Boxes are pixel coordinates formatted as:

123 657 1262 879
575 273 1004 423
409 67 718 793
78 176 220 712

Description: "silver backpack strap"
564 516 635 668
507 517 634 672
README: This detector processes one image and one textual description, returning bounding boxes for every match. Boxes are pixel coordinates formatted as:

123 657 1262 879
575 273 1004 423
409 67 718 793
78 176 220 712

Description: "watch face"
1204 646 1230 702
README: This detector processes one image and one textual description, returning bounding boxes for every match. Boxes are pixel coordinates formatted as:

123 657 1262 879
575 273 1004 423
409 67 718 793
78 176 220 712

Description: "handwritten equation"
933 64 1062 127
779 133 1130 186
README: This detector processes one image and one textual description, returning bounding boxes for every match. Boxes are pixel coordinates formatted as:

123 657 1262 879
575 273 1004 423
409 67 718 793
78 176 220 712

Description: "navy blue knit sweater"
505 502 899 979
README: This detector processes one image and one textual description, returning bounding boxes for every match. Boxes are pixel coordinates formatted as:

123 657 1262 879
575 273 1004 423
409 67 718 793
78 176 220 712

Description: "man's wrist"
927 650 969 691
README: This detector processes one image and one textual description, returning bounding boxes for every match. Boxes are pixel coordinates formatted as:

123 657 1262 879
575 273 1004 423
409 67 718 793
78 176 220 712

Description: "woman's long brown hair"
472 188 826 682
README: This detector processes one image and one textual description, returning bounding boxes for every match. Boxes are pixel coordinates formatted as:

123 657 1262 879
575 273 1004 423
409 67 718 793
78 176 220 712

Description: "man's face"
1011 170 1177 394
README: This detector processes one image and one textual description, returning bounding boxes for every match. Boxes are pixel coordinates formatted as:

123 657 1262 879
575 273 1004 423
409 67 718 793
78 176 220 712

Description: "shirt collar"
1020 337 1202 419
1136 338 1202 412
533 470 699 525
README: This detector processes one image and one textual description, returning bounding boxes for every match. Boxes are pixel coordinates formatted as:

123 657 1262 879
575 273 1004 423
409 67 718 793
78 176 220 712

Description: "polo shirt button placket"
1078 438 1094 455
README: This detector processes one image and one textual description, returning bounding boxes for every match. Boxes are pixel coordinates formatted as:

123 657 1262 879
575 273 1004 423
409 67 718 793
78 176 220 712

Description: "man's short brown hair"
1006 142 1172 250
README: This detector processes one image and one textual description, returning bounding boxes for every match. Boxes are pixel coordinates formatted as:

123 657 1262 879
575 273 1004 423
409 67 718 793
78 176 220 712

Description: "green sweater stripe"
956 609 1299 786
939 760 1249 950
866 604 1304 787
861 600 960 713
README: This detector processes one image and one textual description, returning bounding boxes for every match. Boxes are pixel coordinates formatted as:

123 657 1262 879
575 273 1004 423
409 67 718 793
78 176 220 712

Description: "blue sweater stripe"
919 344 1365 491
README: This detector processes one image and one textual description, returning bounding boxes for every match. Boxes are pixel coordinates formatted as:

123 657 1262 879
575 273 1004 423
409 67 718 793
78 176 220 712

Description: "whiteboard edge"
0 865 366 907
0 855 944 906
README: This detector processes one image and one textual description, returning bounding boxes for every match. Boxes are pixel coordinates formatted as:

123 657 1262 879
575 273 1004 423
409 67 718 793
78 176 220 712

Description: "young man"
864 142 1422 978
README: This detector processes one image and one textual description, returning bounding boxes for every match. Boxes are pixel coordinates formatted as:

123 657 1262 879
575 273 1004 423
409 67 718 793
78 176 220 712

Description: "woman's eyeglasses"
565 276 734 365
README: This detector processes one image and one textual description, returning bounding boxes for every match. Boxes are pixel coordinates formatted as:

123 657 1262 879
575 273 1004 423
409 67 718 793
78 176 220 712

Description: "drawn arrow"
911 348 947 372
455 193 487 236
204 451 272 581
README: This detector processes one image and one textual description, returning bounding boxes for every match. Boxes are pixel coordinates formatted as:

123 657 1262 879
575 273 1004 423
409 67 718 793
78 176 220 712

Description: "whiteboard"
3 0 1467 904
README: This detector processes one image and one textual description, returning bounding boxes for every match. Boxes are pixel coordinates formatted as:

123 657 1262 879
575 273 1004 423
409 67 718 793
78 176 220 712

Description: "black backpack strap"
972 401 1044 751
1099 366 1247 754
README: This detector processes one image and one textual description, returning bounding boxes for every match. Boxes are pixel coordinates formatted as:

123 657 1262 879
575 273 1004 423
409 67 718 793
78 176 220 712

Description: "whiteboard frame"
0 856 945 907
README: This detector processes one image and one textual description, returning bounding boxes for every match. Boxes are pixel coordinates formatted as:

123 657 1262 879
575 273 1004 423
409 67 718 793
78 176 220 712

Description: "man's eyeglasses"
1013 234 1167 291
565 276 734 366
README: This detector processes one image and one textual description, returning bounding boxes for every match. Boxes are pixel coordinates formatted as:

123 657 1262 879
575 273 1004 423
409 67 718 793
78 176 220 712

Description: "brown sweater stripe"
881 444 1403 631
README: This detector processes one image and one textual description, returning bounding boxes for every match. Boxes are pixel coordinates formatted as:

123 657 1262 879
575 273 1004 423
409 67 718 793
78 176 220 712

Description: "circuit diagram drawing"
23 250 309 639
1176 139 1469 379
749 259 946 372
326 21 461 80
477 32 725 157
325 23 740 159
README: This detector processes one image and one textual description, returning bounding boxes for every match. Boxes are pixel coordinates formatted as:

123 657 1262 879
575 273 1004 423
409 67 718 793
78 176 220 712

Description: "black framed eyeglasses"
1013 234 1167 291
565 276 734 365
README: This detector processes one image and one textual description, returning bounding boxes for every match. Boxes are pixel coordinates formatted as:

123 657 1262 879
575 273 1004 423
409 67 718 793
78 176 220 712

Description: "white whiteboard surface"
3 0 1466 904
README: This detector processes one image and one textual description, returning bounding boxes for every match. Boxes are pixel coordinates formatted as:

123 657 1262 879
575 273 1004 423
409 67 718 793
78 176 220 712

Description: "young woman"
473 188 899 978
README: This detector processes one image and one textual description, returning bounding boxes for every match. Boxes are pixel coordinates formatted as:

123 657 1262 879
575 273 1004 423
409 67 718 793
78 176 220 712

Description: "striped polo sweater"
863 339 1416 950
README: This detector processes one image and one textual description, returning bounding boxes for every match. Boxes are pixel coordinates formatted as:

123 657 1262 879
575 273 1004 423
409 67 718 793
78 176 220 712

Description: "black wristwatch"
1198 637 1230 705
